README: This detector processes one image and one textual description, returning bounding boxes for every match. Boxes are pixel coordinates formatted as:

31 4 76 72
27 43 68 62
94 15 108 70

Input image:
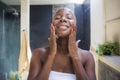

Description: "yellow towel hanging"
18 30 31 74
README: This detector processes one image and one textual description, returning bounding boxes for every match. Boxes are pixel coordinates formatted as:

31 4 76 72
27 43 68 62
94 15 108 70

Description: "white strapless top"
48 71 76 80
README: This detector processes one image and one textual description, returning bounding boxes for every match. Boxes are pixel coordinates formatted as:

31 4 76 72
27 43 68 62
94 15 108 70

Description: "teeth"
58 26 67 29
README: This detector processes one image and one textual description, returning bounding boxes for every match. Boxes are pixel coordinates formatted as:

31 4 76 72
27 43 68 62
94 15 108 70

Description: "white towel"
49 71 76 80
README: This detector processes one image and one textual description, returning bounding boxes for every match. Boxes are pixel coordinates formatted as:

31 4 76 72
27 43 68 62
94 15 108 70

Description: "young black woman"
27 8 96 80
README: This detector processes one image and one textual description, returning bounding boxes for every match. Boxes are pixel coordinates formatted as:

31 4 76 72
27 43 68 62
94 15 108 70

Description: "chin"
57 33 70 38
55 29 71 38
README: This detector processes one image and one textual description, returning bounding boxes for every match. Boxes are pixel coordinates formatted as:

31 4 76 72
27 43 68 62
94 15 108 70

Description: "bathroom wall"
0 2 7 59
90 0 120 80
105 0 120 55
0 1 20 79
90 0 105 49
90 0 120 55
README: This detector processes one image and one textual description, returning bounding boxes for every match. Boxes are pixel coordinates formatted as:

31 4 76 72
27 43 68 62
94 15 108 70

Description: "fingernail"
51 24 53 28
71 28 73 31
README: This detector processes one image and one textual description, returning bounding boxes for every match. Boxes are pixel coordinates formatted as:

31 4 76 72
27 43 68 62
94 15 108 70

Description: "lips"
57 25 69 30
57 25 68 29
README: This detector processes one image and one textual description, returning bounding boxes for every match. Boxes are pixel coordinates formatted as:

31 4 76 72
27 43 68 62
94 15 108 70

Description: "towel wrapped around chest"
49 71 76 80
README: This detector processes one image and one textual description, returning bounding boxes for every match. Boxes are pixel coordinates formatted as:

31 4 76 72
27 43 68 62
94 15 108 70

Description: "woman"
27 8 96 80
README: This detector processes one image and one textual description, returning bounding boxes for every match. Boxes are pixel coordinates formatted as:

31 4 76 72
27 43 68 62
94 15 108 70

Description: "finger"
76 40 81 47
72 26 77 36
71 27 74 33
73 30 76 39
71 26 77 35
50 23 55 37
52 24 55 36
73 26 77 32
69 29 72 43
69 28 75 44
50 24 53 37
71 28 76 42
69 27 73 37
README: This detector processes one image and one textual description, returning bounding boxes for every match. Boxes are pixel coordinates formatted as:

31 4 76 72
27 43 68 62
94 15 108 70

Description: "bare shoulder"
32 47 49 61
32 48 47 55
78 48 94 63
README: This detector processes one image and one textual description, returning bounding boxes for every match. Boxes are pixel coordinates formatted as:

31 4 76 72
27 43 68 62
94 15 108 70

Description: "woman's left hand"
68 26 80 58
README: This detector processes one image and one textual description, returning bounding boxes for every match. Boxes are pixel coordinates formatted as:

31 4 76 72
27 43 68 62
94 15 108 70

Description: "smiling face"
52 8 76 37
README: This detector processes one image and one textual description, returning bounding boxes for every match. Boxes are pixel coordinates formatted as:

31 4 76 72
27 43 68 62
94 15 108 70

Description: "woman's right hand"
48 24 57 56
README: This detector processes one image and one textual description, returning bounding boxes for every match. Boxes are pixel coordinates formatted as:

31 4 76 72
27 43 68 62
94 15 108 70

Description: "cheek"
52 20 58 27
69 22 76 32
70 21 76 27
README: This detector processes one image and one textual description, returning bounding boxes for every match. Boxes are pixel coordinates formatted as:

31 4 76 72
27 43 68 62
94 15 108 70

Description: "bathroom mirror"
30 0 90 51
0 0 20 79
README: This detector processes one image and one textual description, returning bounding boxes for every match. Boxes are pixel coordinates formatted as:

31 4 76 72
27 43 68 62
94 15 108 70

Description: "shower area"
0 2 20 80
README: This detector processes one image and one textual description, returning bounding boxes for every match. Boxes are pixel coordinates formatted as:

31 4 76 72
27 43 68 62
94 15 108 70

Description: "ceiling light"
74 0 85 4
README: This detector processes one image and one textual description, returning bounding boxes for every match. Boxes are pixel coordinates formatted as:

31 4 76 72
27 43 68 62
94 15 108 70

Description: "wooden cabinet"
98 56 120 80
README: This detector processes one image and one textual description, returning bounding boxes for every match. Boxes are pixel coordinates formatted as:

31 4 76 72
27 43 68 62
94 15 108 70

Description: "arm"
36 52 56 80
27 49 42 80
28 24 57 80
68 28 96 80
85 52 96 80
71 51 96 80
27 49 56 80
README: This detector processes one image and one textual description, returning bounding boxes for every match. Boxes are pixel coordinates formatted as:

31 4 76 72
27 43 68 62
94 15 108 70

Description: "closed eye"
66 15 73 19
55 15 61 19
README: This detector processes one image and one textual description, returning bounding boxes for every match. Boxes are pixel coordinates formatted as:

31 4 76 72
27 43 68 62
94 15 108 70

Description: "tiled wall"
0 1 20 79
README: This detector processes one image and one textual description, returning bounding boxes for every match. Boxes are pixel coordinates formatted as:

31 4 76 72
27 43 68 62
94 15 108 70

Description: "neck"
57 36 69 54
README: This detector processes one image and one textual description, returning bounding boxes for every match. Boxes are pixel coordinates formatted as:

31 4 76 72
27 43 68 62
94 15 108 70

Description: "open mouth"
56 25 69 30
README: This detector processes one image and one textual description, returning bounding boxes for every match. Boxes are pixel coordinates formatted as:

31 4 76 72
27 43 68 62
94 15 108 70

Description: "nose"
60 16 67 22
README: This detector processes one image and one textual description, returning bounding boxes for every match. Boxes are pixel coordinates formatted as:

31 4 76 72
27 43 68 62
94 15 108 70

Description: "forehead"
55 8 74 16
